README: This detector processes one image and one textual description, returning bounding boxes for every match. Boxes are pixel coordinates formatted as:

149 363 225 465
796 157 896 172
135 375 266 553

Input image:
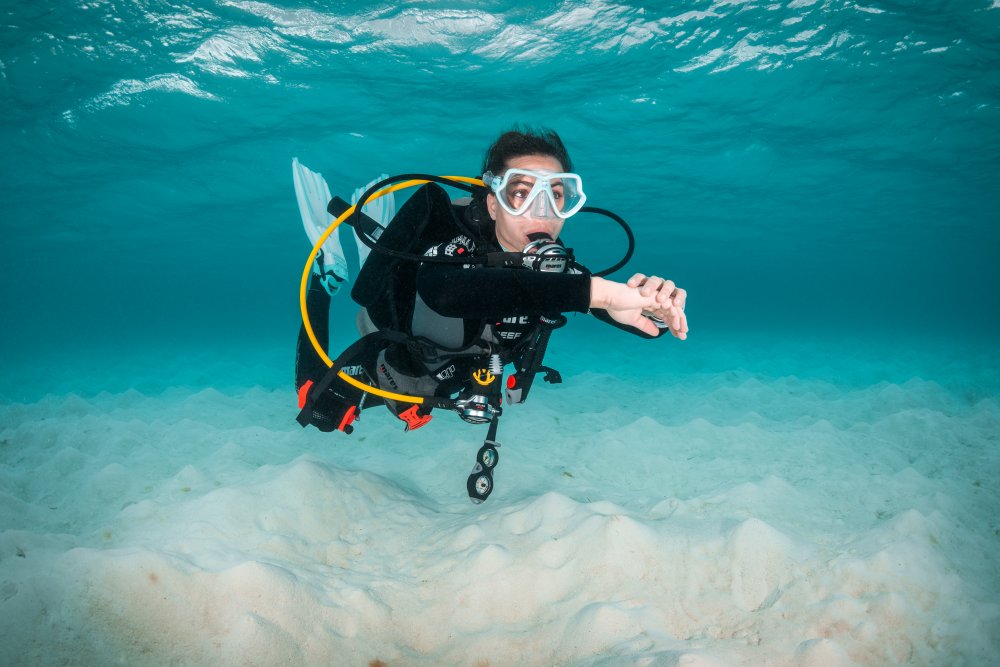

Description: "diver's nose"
528 192 557 219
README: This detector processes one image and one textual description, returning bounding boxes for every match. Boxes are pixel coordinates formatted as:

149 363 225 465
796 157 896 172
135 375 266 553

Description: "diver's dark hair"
481 126 574 177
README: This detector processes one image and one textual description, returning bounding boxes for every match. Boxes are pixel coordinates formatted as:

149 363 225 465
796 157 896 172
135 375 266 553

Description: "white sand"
1 333 998 666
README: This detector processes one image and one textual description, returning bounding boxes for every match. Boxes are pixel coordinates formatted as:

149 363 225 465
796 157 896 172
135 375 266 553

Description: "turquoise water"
2 4 1000 663
2 0 998 389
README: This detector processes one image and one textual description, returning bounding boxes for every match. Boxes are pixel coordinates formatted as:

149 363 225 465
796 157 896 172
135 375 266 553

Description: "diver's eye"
505 180 534 203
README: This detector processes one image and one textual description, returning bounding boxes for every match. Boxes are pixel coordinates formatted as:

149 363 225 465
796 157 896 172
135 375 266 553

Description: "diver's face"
486 154 567 252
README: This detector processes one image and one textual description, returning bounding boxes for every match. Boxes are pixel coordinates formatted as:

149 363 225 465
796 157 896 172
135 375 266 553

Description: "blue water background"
1 0 998 396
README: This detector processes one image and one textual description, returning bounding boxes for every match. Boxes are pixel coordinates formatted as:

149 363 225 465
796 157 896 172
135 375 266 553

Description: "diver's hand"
626 273 688 340
589 276 664 337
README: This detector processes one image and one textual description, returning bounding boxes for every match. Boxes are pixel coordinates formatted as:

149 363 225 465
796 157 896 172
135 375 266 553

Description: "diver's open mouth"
523 226 555 241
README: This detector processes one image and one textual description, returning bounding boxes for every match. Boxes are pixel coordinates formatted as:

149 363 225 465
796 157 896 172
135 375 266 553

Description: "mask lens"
502 174 539 215
554 175 583 216
491 169 587 219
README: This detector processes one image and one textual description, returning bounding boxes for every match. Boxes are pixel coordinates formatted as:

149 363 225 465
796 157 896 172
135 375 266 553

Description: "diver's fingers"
672 308 689 340
649 303 687 340
654 279 676 304
631 275 661 297
626 273 647 288
673 287 687 311
662 306 680 335
641 276 667 297
627 274 682 304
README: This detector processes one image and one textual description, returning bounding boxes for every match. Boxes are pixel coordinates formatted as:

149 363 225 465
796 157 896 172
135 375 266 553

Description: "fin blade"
351 174 395 266
293 158 349 291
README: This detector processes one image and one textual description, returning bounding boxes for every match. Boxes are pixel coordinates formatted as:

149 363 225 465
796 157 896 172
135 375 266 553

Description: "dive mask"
483 168 587 219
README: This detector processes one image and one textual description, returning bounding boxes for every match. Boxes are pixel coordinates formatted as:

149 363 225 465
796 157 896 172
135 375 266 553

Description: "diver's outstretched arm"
589 275 688 339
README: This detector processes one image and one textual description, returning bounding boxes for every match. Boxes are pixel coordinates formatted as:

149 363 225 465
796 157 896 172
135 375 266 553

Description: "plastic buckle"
398 404 432 431
505 374 525 405
338 405 357 434
297 379 315 409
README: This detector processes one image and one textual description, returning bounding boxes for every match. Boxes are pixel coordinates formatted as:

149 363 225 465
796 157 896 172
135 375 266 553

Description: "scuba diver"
293 128 688 502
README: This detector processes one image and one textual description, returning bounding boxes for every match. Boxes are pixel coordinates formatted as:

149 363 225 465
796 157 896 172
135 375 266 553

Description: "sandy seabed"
1 334 998 666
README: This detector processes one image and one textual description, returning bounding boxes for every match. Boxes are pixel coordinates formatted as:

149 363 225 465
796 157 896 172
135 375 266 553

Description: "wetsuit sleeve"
417 259 591 318
590 308 667 340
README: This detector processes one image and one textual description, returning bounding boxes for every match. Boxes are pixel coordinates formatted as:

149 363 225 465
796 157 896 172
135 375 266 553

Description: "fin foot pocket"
299 383 363 434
